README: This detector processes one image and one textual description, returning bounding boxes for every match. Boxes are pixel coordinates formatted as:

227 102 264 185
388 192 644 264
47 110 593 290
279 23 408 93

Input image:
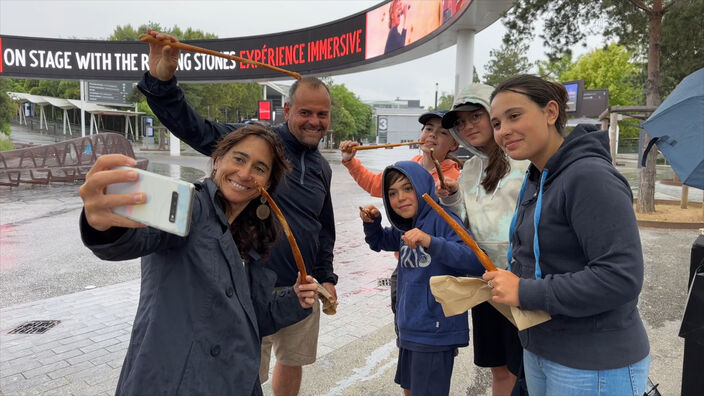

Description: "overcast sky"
1 0 598 108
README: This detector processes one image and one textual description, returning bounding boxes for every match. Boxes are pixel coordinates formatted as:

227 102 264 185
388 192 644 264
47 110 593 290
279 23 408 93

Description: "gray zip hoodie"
439 138 528 268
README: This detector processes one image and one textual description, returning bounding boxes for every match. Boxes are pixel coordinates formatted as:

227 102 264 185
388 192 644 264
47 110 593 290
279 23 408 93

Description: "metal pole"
80 80 86 137
609 112 619 165
434 82 438 109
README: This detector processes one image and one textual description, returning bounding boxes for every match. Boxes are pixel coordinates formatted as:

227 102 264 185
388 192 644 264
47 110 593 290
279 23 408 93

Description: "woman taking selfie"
79 125 317 395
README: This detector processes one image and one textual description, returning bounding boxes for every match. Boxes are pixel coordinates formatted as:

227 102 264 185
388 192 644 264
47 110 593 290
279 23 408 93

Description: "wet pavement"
0 125 700 395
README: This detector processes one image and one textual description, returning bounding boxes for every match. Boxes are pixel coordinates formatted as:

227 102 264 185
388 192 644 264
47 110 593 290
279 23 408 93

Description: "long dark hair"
210 125 290 261
482 142 510 193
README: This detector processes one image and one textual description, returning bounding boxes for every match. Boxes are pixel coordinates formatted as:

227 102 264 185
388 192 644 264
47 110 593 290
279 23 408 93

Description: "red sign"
258 100 272 120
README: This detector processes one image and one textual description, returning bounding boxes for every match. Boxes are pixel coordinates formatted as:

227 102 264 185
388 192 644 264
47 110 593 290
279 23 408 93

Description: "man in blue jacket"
138 30 338 396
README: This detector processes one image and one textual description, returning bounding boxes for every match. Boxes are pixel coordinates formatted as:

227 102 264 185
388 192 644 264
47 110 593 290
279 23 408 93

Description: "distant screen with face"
365 0 472 59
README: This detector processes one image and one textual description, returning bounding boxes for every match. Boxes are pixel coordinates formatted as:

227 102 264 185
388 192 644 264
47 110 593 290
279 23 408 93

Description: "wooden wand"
421 193 497 272
139 34 302 80
350 141 423 151
258 185 309 283
429 148 447 190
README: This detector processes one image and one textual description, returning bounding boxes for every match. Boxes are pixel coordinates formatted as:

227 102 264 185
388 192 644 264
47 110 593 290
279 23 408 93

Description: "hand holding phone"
106 167 195 237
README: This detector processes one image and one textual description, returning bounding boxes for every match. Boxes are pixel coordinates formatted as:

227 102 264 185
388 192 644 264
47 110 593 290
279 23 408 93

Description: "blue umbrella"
642 67 704 189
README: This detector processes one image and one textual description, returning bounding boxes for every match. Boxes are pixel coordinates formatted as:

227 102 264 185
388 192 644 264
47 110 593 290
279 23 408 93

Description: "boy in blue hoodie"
360 161 484 396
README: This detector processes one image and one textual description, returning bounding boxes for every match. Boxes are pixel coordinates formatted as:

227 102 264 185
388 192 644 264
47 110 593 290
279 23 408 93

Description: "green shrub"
0 138 14 151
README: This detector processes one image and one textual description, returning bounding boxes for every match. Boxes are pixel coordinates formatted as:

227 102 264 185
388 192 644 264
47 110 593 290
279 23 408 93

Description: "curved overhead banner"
0 0 471 81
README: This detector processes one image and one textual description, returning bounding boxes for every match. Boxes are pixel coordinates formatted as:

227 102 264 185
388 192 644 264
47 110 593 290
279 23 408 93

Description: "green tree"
482 41 532 87
561 44 642 106
0 78 16 136
26 80 79 98
109 24 141 41
502 0 690 212
536 52 574 81
660 0 704 95
330 101 356 144
561 44 643 138
328 83 373 143
108 23 218 41
57 81 80 98
430 92 454 111
4 77 80 110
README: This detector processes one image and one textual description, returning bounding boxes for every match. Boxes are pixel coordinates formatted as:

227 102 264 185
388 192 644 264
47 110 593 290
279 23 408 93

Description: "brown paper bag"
315 280 338 315
429 275 551 330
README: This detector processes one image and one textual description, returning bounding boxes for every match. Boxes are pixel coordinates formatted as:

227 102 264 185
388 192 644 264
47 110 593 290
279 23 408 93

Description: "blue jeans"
523 349 650 396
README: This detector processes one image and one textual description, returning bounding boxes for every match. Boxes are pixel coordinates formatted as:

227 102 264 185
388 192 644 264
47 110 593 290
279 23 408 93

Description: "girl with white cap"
437 83 529 396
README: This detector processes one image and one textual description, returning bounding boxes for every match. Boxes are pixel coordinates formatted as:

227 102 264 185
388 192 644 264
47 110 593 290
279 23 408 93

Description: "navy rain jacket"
80 179 310 395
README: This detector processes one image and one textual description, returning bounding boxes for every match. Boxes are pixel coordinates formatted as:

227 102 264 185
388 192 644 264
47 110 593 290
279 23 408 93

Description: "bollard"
680 230 704 396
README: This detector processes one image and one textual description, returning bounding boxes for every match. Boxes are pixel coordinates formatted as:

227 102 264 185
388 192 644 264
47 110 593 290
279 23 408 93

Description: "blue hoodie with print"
363 161 484 348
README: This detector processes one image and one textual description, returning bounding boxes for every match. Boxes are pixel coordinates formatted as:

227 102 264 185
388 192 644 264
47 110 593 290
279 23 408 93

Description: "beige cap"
441 83 494 128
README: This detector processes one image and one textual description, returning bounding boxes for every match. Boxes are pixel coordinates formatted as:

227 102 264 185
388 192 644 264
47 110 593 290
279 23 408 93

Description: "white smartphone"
106 166 195 237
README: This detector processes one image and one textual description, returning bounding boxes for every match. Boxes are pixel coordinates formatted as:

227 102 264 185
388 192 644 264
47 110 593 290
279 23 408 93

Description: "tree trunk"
636 0 664 213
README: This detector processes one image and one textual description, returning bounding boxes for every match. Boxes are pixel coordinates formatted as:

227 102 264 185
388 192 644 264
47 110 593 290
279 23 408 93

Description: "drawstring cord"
507 169 548 280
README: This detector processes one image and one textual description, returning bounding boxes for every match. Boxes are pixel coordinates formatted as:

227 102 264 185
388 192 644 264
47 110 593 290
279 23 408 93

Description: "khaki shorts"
259 298 320 383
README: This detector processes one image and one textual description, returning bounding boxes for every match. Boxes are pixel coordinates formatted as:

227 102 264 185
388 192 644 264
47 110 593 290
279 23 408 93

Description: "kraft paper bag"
315 280 338 315
429 275 551 331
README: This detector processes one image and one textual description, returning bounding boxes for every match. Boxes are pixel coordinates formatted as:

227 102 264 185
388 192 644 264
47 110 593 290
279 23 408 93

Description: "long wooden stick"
429 148 447 190
351 141 423 151
422 193 497 271
139 34 302 80
258 185 309 283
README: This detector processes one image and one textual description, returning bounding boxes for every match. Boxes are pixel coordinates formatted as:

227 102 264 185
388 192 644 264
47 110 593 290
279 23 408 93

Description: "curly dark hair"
210 125 291 262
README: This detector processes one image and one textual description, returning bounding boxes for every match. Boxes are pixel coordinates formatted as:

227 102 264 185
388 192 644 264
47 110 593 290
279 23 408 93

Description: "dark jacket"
80 179 310 396
363 161 484 348
384 27 407 54
138 72 337 287
509 124 649 370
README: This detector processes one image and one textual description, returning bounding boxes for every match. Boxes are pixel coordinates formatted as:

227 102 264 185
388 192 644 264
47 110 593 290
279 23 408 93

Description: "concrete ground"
1 125 700 395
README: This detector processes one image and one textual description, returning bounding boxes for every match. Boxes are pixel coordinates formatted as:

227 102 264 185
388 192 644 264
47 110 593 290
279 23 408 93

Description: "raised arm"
137 30 238 156
341 157 384 198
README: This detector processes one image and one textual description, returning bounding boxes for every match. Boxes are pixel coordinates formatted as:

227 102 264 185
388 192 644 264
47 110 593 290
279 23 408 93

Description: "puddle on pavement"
147 163 205 183
0 164 205 205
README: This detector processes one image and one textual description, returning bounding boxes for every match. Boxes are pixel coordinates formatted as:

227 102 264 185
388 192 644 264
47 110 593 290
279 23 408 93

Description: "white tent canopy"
6 91 144 138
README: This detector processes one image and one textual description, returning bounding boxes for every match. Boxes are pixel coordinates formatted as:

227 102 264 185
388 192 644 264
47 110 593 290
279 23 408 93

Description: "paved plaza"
1 125 700 395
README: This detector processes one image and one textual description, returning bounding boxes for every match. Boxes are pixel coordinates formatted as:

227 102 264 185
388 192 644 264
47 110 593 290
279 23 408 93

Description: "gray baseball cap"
441 83 494 129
